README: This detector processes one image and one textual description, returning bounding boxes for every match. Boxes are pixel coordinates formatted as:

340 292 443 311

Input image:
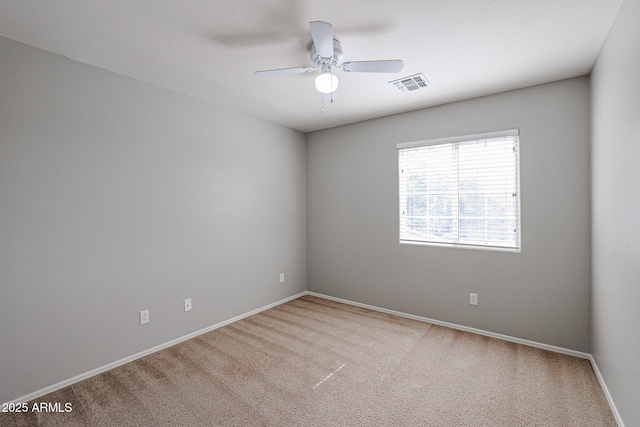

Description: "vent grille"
390 73 430 93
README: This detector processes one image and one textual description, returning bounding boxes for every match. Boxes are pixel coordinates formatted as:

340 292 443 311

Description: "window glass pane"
399 132 520 250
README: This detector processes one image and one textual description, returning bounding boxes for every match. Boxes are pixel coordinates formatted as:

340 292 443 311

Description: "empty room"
1 0 638 426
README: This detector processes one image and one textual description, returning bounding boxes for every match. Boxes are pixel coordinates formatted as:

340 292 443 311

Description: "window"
398 129 520 251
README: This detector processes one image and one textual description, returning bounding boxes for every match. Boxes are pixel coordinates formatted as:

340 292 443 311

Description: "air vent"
389 73 430 93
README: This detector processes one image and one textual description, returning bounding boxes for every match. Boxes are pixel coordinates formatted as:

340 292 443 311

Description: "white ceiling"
0 0 623 133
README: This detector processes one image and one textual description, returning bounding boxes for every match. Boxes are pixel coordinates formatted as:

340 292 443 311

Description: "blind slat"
399 133 520 250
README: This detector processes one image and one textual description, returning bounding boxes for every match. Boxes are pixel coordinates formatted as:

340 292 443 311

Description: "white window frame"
397 129 521 252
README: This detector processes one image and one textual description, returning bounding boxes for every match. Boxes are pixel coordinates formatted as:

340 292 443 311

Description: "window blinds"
398 130 520 250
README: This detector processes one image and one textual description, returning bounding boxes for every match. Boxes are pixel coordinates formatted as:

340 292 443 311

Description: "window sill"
399 239 521 253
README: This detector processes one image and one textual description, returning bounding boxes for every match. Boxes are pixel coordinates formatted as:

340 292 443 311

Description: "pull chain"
330 67 334 104
320 67 336 112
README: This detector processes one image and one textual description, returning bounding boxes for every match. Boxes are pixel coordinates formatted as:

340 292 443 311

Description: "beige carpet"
2 295 616 426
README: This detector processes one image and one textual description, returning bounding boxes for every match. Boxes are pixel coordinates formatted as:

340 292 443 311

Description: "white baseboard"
589 355 625 427
306 291 590 359
6 292 306 406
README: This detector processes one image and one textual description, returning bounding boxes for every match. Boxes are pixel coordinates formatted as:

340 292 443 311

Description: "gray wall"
591 0 640 424
0 36 306 404
307 77 591 352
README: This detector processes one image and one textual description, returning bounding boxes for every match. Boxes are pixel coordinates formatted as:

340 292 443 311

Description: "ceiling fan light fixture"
315 72 339 93
254 20 404 99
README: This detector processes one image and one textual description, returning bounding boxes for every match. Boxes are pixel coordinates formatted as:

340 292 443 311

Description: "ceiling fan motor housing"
310 39 343 68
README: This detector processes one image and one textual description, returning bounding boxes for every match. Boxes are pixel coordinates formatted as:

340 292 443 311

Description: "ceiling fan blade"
254 66 315 78
341 60 404 73
309 21 334 58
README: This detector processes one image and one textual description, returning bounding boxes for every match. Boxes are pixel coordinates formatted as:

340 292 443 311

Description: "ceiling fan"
254 21 404 95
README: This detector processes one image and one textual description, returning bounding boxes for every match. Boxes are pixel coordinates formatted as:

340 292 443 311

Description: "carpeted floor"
2 295 616 426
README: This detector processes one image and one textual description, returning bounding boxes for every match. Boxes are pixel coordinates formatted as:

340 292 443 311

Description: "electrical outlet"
140 309 149 325
280 273 285 283
470 293 478 306
184 298 192 312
